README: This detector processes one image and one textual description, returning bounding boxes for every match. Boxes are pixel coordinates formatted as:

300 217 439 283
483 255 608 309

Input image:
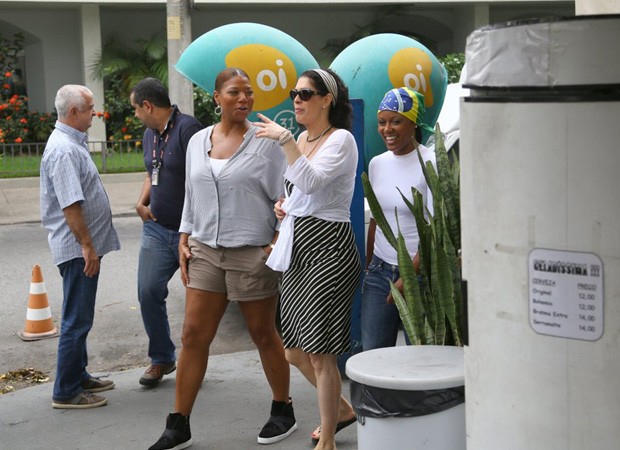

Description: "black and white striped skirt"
279 215 361 354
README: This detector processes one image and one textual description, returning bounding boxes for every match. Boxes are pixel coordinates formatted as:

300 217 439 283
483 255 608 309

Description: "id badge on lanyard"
151 167 159 186
152 132 169 186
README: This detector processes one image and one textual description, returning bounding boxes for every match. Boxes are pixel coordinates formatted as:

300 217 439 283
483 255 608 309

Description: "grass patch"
0 147 145 178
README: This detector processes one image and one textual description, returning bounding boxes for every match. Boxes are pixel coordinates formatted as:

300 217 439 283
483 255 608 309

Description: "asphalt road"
0 215 255 385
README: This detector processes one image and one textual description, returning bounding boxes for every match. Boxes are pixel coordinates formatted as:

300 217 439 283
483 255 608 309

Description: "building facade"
0 0 574 140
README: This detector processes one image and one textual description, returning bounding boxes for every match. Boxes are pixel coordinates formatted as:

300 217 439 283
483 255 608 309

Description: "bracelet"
278 130 294 146
277 129 288 142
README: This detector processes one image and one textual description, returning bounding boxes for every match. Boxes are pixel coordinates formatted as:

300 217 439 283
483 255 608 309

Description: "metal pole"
167 0 194 115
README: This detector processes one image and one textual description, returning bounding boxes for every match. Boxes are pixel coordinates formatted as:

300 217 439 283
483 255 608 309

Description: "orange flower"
2 83 10 89
96 111 103 118
103 111 111 120
121 127 128 133
9 97 16 104
15 137 23 143
4 71 12 77
123 134 132 140
20 118 27 124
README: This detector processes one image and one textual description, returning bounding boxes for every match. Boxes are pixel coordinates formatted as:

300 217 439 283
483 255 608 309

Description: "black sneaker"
149 413 192 450
257 398 297 444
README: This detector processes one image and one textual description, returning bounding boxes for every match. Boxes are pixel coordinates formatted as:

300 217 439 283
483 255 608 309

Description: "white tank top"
210 158 229 178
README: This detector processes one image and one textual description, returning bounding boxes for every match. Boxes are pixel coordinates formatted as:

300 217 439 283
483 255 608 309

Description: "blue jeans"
361 254 409 351
53 257 100 401
137 220 180 365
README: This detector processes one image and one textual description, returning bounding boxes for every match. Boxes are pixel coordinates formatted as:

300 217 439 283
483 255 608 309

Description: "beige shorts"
186 238 279 301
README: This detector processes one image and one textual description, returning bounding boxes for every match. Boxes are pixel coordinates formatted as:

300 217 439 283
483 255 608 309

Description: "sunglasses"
289 88 323 102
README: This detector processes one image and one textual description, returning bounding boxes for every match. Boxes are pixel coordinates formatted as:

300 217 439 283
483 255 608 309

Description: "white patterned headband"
311 69 338 107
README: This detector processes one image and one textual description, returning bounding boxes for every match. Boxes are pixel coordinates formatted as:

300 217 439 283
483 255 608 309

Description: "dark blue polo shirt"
142 106 203 231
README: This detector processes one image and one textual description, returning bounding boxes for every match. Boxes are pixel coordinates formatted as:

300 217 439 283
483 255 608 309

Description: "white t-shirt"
368 145 436 265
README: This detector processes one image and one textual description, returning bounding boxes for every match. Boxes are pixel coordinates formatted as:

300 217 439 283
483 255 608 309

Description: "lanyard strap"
151 106 180 169
152 132 170 169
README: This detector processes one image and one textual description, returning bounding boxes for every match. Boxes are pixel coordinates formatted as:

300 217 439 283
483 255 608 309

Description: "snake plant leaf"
451 151 460 187
437 226 460 347
415 146 442 220
434 123 461 251
394 212 427 345
390 280 421 346
410 189 432 280
430 233 447 344
362 172 398 249
398 186 430 276
397 186 438 337
448 153 460 251
421 271 437 342
441 220 463 345
416 144 434 196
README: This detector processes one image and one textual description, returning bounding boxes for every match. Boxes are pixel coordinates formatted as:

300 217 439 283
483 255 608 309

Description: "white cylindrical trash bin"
346 346 465 450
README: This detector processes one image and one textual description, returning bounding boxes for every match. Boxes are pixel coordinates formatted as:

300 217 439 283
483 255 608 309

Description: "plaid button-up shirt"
40 121 120 265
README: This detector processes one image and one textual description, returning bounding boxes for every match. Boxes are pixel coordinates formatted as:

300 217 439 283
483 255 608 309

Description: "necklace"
303 126 333 157
306 125 332 142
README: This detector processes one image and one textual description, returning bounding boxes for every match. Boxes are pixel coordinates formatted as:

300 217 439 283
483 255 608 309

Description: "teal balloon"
330 34 448 168
176 22 318 131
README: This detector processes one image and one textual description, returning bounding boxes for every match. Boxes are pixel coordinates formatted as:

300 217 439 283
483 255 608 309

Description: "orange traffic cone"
17 264 59 341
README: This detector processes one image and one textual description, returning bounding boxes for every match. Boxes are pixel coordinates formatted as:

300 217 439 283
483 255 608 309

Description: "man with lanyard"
130 78 203 386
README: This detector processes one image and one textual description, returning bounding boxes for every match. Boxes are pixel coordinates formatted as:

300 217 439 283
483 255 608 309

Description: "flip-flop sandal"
311 416 357 445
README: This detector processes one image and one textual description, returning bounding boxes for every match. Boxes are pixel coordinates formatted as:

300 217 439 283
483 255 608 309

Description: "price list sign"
528 248 604 341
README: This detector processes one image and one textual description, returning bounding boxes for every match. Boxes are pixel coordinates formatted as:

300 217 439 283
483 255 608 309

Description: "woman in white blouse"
256 68 361 450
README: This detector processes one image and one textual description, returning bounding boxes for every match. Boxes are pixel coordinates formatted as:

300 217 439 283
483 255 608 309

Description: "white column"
576 0 620 14
462 17 620 450
80 4 106 144
454 3 490 53
167 0 194 115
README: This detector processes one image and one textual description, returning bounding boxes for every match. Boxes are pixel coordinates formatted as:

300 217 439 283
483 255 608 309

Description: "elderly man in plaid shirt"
40 84 120 410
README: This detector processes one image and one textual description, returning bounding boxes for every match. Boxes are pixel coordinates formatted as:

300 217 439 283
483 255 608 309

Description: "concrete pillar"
167 0 194 115
453 3 490 53
576 0 620 14
80 4 106 144
462 16 620 450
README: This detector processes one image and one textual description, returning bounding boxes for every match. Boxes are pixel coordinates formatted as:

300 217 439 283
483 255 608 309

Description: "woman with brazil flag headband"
362 87 436 352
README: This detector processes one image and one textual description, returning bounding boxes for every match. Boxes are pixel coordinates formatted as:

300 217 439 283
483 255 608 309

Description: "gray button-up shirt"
40 121 120 265
180 126 286 247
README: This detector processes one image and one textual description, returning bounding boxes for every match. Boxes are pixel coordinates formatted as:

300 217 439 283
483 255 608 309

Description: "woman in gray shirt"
148 68 296 450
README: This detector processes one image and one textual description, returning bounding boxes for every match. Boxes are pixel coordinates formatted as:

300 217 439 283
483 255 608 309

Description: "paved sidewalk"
0 350 359 450
0 173 361 449
0 172 145 225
